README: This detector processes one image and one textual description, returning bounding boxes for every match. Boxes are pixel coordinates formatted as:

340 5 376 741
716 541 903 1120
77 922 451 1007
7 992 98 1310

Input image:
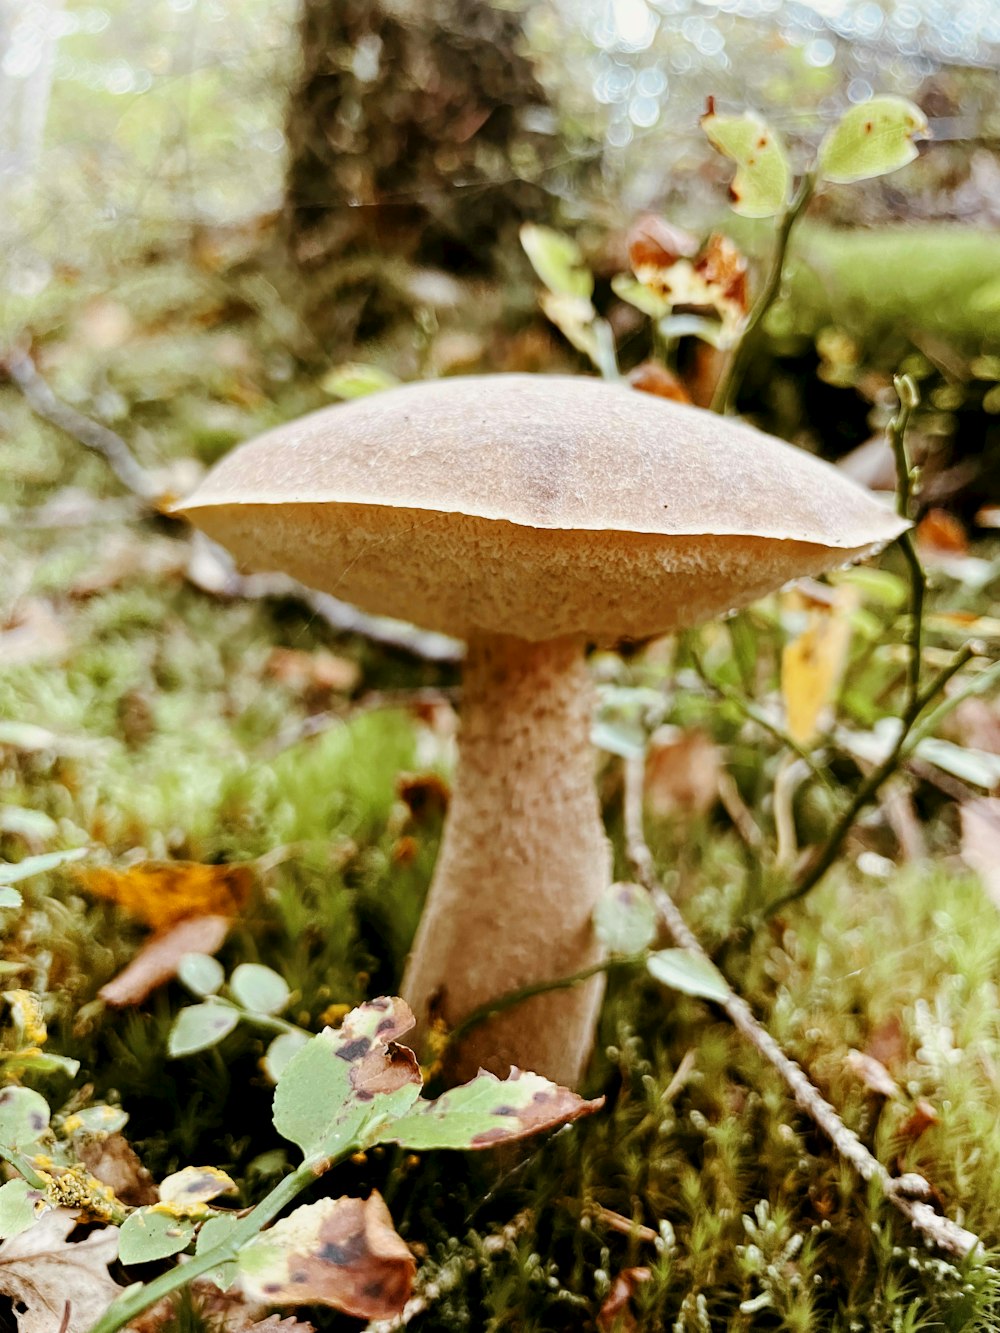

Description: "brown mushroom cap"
177 374 908 641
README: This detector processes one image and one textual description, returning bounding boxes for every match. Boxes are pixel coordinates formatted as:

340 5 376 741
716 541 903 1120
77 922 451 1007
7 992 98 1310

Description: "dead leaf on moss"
627 362 692 403
0 600 69 667
265 647 360 695
597 1266 652 1333
78 862 253 931
916 509 968 557
238 1192 414 1319
845 1049 901 1099
644 726 721 818
899 1098 940 1142
781 586 858 744
0 1208 122 1332
959 799 1000 908
77 1134 158 1208
98 914 231 1007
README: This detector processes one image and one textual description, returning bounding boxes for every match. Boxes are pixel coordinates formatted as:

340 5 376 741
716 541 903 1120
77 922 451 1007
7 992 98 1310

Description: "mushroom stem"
402 630 611 1087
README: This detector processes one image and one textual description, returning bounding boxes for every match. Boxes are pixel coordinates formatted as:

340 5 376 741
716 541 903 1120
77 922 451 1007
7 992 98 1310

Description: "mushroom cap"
177 374 908 641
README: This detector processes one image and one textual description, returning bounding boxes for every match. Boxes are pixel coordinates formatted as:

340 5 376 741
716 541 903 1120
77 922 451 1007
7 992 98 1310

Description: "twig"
888 373 924 712
766 645 976 917
1 346 161 501
711 172 815 416
622 754 980 1260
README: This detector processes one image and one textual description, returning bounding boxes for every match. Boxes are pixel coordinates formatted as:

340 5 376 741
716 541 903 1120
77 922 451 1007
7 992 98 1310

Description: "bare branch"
622 754 981 1261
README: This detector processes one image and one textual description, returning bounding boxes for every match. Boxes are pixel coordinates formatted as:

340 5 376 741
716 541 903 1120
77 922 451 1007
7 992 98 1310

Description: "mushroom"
176 374 907 1087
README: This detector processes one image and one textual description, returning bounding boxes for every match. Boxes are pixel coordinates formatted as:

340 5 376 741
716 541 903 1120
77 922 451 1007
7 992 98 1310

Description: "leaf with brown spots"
272 998 422 1161
78 862 253 931
380 1067 603 1151
237 1192 413 1320
701 107 791 218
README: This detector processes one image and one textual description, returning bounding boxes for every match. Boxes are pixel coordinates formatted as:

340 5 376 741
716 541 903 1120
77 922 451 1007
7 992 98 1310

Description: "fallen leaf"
0 1209 122 1332
865 1015 908 1071
899 1098 940 1142
626 214 698 270
265 648 360 695
781 586 858 744
77 1134 158 1207
396 772 450 822
949 697 1000 756
597 1266 653 1333
0 600 69 667
916 509 968 558
959 799 1000 907
238 1192 414 1319
845 1049 901 1099
627 362 692 403
99 914 232 1007
644 726 721 818
78 862 254 931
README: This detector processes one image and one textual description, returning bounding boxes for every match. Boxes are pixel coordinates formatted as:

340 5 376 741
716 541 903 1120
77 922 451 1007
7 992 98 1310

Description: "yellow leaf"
77 861 253 930
781 587 858 744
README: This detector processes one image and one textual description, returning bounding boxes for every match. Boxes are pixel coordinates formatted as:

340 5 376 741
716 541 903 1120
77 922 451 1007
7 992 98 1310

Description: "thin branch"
622 754 980 1260
711 171 815 416
1 346 161 501
888 373 925 713
766 645 976 917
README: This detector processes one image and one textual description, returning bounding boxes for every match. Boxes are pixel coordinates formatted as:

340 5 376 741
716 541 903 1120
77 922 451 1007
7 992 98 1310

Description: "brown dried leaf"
845 1049 901 1099
960 799 1000 908
397 772 450 822
627 362 692 403
865 1015 907 1071
0 1209 122 1332
644 726 721 819
916 508 968 557
899 1098 940 1142
78 861 253 931
99 914 231 1007
694 233 749 314
0 600 69 667
597 1266 653 1333
627 215 698 271
77 1134 158 1208
265 647 360 695
238 1192 414 1320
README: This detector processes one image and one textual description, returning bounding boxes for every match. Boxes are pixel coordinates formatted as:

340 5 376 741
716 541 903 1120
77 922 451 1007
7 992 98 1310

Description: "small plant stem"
592 317 621 382
711 171 815 416
765 645 976 918
621 755 980 1260
87 1155 327 1333
888 373 924 712
445 953 647 1050
0 1145 49 1190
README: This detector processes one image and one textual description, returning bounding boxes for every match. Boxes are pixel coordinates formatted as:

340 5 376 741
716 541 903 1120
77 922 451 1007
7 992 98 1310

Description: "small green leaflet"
263 1030 309 1083
646 949 729 1003
272 997 421 1161
593 882 657 954
196 1212 239 1291
230 963 290 1016
168 1001 240 1058
380 1068 603 1151
0 1087 50 1150
520 224 593 299
177 952 225 998
818 96 928 184
701 109 791 217
610 273 669 318
320 363 400 399
0 847 87 887
118 1208 197 1264
0 1180 46 1240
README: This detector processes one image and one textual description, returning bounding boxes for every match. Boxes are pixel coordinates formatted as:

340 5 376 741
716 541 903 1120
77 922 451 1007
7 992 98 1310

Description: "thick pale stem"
402 631 611 1087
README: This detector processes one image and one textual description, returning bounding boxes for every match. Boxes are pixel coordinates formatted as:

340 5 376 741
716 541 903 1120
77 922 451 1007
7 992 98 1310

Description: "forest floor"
3 221 1000 1332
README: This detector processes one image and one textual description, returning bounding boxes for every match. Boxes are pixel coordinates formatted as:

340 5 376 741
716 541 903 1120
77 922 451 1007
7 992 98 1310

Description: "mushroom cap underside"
178 374 908 640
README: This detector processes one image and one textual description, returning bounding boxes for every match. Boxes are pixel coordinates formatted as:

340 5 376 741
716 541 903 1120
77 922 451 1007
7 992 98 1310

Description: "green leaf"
381 1068 603 1151
168 1002 240 1058
272 997 422 1161
610 273 669 318
177 952 225 998
0 1087 50 1150
1 1050 79 1079
0 887 21 910
0 1179 46 1240
263 1030 309 1083
818 96 928 184
701 109 791 217
831 566 908 609
195 1211 239 1290
594 882 657 954
320 363 400 400
647 949 729 1003
520 224 593 299
118 1208 197 1264
62 1104 129 1136
0 847 87 886
230 963 290 1016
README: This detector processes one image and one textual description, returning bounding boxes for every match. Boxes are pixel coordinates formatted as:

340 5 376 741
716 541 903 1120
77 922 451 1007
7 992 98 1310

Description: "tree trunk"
283 0 564 351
